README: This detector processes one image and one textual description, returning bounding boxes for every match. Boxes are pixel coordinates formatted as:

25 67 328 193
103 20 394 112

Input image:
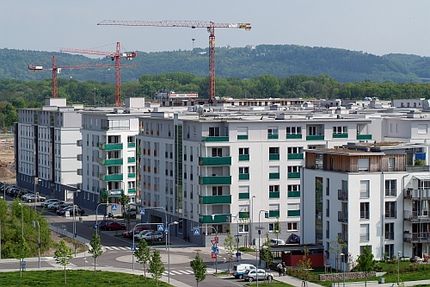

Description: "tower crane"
97 20 251 104
60 42 137 107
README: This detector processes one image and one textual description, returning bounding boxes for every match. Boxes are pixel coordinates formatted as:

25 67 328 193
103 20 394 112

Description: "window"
385 223 394 240
388 157 395 171
418 124 428 135
326 221 330 239
287 222 298 231
286 126 301 135
288 166 300 173
239 167 249 174
360 224 369 242
385 180 397 196
239 148 249 155
238 224 249 233
326 178 330 196
360 180 369 199
384 244 394 259
268 127 278 137
269 147 279 154
269 185 280 198
239 186 249 200
288 185 300 191
209 127 220 137
211 148 223 157
357 158 369 171
212 186 223 196
333 126 347 134
385 202 397 218
268 222 280 233
360 202 370 220
288 147 302 154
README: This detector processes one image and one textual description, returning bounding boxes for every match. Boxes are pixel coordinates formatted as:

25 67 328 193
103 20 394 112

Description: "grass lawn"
247 283 293 287
0 270 171 287
378 261 430 283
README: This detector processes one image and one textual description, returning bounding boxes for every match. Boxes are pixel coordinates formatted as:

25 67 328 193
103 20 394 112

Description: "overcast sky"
2 0 430 56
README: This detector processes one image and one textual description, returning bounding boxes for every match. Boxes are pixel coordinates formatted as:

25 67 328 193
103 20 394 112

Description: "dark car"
57 205 85 216
99 221 126 231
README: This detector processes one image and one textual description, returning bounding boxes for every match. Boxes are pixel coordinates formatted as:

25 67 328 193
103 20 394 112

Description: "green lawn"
378 261 430 283
247 283 293 287
0 270 171 287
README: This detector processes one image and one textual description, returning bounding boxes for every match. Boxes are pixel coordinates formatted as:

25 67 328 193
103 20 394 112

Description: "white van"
270 238 286 246
233 264 256 279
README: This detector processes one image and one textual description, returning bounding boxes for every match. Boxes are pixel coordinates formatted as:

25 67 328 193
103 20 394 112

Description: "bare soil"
0 134 15 183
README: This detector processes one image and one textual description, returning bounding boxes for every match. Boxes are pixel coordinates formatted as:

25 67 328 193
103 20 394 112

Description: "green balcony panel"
199 214 231 224
199 176 231 185
237 135 248 140
199 156 232 166
269 191 280 199
286 134 303 139
239 211 249 219
288 153 304 160
239 174 250 180
128 173 136 178
103 158 123 166
101 143 123 151
200 195 232 204
239 154 250 161
288 210 300 217
104 174 123 181
333 133 348 139
268 134 279 140
127 142 136 148
128 188 136 194
357 134 372 140
269 154 280 161
288 191 301 198
288 172 301 179
306 135 324 141
128 157 136 163
269 173 280 179
268 210 280 218
202 136 229 142
239 192 250 200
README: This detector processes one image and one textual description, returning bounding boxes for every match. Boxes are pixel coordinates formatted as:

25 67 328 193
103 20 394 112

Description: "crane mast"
98 20 251 104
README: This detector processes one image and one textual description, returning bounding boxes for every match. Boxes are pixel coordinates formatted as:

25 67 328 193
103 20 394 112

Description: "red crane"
60 42 137 107
28 55 117 98
97 20 251 104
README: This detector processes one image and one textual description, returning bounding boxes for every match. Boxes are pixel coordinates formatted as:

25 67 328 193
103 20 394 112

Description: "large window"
360 202 370 220
287 222 298 231
385 223 394 240
358 158 369 171
385 202 397 219
385 180 397 197
209 127 220 136
360 180 369 199
360 224 369 242
286 126 301 135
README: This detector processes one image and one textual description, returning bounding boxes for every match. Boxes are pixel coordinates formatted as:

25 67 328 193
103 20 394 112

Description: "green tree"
223 232 235 272
260 234 273 268
89 233 103 271
148 250 164 286
54 240 73 284
190 253 207 287
134 239 151 276
0 199 7 259
356 246 375 287
296 247 312 282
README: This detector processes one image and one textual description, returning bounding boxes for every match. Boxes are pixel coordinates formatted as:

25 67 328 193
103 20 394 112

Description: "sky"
2 0 430 56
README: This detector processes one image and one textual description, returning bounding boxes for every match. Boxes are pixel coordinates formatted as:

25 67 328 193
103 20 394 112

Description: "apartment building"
15 98 82 200
302 143 430 270
137 111 373 246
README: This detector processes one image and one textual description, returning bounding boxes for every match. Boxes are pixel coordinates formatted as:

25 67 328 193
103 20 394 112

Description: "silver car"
244 268 273 282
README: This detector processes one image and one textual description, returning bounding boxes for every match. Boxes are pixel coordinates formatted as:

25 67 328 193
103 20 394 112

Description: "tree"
356 246 375 287
88 233 103 271
190 253 207 287
260 234 273 268
148 250 164 286
223 232 235 272
0 199 6 258
54 240 73 284
296 247 312 282
134 239 151 276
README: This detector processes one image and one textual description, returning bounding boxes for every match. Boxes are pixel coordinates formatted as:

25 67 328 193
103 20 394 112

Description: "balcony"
288 153 304 160
239 154 250 161
268 134 279 140
237 135 248 140
269 191 280 199
357 134 372 140
239 192 249 200
269 153 280 161
338 189 348 201
404 210 430 222
333 133 348 139
404 188 430 199
288 172 300 179
199 214 231 224
338 211 348 223
286 134 302 140
128 157 136 163
404 232 430 243
306 135 324 141
103 173 123 182
239 211 249 219
239 174 250 180
128 188 136 194
100 143 123 151
127 142 136 148
105 189 123 197
77 154 82 161
269 173 280 179
199 176 231 185
200 195 232 204
268 210 280 218
128 173 136 178
288 191 300 198
199 156 232 166
101 158 123 166
202 136 229 142
288 210 300 217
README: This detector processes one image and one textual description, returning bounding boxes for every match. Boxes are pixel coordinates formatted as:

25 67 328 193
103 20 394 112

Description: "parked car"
57 205 85 216
48 201 66 210
44 199 61 208
99 221 126 231
233 264 256 279
134 230 152 240
270 238 286 246
244 269 273 282
136 230 164 241
123 225 151 239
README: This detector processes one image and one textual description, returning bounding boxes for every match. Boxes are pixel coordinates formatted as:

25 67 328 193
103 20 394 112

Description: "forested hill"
2 45 430 83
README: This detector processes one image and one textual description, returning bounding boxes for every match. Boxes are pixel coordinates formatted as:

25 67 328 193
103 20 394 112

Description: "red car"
99 221 126 231
122 225 151 238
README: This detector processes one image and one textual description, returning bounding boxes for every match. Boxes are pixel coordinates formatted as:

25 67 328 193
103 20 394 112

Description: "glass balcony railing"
286 134 303 139
239 192 250 200
202 136 229 142
239 174 250 180
100 143 123 151
199 156 232 166
237 135 248 140
306 135 324 141
288 172 300 179
288 210 300 217
269 191 280 199
357 134 372 140
288 153 304 160
199 214 231 223
200 195 232 204
239 154 250 161
199 176 231 185
333 133 348 139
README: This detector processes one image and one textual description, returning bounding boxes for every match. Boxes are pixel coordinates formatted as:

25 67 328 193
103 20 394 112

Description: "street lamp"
71 189 81 257
131 222 151 271
397 251 401 286
340 253 345 287
140 206 168 250
167 221 179 284
33 220 41 268
250 195 255 247
257 209 268 287
18 202 24 278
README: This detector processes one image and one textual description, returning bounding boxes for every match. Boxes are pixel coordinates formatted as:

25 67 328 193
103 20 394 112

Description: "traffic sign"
111 204 117 211
211 252 217 259
211 245 219 254
93 224 98 230
157 224 164 232
193 227 200 236
140 208 145 216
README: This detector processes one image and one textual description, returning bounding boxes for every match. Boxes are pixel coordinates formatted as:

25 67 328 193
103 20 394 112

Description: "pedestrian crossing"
104 246 130 251
162 269 194 276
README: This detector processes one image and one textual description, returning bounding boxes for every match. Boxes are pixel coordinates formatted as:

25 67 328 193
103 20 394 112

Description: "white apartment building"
16 98 82 200
137 111 373 246
302 143 430 270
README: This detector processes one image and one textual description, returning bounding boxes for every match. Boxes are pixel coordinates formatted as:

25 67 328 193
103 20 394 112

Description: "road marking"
161 269 194 276
104 246 129 251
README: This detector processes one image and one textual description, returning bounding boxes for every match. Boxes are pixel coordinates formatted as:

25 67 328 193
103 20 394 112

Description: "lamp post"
72 189 81 257
340 253 345 287
257 209 268 287
167 221 179 284
140 206 168 250
203 225 219 273
18 203 24 278
33 220 41 268
397 251 401 286
250 195 255 247
95 202 111 235
131 222 149 271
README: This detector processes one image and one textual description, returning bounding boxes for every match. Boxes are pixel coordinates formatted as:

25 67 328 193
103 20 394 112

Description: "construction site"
0 133 15 183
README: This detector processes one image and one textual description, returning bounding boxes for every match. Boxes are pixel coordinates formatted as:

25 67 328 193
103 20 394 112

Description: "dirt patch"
44 231 87 256
0 134 15 183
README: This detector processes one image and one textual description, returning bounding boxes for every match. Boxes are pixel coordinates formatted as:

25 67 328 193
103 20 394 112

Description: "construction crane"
28 55 118 99
60 42 137 107
97 20 251 104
